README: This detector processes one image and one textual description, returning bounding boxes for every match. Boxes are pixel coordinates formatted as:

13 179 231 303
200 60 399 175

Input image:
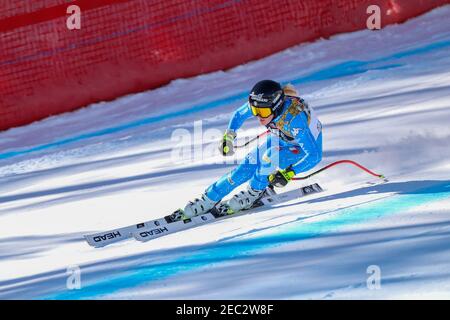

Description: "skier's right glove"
219 129 236 156
268 166 296 188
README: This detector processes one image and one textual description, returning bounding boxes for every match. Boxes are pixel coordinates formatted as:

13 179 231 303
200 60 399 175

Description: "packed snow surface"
0 6 449 299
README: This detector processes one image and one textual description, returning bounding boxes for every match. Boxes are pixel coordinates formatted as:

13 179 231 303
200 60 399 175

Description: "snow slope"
0 6 449 299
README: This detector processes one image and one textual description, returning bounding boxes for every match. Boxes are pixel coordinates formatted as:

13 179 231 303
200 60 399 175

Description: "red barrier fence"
0 0 448 131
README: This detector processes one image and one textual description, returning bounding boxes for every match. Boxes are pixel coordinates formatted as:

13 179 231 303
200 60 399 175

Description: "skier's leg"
204 135 272 202
227 135 321 212
205 156 258 202
226 135 284 211
182 141 269 218
249 146 302 190
252 131 322 188
227 134 322 212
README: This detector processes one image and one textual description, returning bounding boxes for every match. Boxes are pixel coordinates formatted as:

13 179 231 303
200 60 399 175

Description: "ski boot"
167 209 189 223
226 186 265 213
168 193 217 222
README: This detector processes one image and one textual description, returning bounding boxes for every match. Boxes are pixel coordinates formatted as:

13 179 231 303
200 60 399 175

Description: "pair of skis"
84 183 324 248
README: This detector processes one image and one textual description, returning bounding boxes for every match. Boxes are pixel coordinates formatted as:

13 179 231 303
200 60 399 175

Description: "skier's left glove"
268 166 296 188
219 129 237 156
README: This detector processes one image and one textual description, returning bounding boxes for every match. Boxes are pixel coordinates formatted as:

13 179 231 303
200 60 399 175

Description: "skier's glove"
219 129 236 156
268 166 296 187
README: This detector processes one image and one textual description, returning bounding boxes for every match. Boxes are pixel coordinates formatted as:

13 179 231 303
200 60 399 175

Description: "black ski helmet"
248 80 285 117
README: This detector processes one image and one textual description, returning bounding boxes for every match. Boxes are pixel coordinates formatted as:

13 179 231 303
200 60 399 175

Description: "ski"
84 218 166 248
84 183 323 248
133 183 324 243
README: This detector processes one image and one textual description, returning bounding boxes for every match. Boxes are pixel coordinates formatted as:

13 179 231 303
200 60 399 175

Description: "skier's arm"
289 113 321 175
219 102 253 156
227 102 253 132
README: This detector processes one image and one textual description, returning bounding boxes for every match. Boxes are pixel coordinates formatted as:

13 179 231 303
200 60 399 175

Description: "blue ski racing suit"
205 94 323 202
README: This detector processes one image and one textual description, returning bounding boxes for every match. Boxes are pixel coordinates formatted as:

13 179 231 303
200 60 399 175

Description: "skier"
171 80 323 221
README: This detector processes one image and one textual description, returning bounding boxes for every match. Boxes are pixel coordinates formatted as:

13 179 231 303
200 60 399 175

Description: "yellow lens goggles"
250 105 273 118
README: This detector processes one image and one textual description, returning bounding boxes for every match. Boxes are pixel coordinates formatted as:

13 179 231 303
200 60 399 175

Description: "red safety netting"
0 0 448 130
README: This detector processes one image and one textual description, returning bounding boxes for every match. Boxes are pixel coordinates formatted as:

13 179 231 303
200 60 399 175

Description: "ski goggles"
250 105 273 118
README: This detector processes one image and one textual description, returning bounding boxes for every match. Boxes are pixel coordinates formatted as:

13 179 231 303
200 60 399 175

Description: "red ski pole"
233 133 384 181
292 160 385 180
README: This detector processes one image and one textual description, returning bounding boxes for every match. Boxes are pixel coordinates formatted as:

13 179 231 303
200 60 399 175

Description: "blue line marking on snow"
44 181 450 300
1 39 449 161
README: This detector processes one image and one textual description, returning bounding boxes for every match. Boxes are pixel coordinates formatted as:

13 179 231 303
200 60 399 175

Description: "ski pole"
234 130 270 149
292 159 385 180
